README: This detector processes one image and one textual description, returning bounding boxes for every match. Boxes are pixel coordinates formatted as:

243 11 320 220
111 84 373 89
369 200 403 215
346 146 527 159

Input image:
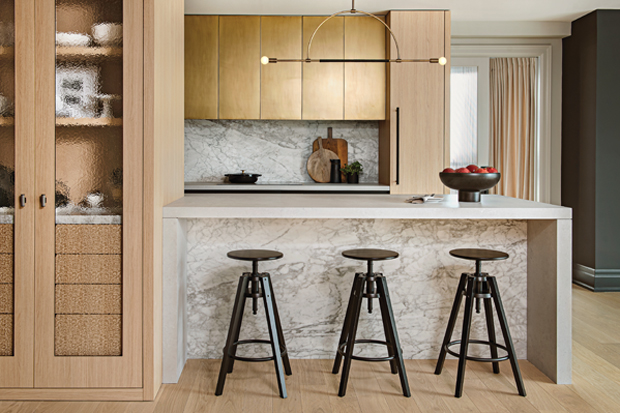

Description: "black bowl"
439 172 501 202
225 171 262 184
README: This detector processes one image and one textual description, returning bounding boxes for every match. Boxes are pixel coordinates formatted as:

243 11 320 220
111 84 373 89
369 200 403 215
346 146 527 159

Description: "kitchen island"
162 194 572 387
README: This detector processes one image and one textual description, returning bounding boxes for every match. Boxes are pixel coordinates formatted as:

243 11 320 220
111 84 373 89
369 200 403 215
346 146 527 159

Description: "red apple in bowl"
442 168 456 173
486 167 498 173
466 164 479 172
456 167 471 173
474 168 489 173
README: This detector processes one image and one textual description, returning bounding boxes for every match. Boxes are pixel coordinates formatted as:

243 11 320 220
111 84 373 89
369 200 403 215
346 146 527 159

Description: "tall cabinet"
0 0 184 401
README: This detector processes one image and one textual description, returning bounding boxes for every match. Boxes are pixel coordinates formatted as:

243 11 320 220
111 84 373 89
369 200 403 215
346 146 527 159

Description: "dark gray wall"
562 11 597 269
563 10 620 283
595 10 620 269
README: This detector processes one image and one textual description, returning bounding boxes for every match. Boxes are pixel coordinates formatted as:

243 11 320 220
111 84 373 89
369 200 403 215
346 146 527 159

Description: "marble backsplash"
185 120 379 183
186 218 527 360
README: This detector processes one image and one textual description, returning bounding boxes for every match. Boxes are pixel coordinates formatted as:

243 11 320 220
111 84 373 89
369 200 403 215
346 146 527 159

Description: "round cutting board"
307 138 339 183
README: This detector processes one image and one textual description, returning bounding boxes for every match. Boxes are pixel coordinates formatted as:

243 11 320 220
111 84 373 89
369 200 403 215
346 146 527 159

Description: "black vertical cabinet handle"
40 194 47 208
19 194 26 208
396 107 400 185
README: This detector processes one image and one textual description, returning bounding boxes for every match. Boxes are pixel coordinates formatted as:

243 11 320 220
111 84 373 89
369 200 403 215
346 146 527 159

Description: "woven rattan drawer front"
55 254 121 284
0 314 13 356
0 283 13 314
0 254 12 284
0 225 13 254
56 225 121 254
55 315 121 356
55 284 121 314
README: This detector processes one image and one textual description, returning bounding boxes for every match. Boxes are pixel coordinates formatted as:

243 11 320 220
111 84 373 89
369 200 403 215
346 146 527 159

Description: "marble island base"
162 194 572 387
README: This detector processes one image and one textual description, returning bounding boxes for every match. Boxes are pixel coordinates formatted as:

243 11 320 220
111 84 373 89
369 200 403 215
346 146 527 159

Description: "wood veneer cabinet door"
302 16 344 120
344 16 386 120
0 0 35 388
33 0 142 388
185 15 218 119
219 16 260 119
380 11 449 194
261 16 302 120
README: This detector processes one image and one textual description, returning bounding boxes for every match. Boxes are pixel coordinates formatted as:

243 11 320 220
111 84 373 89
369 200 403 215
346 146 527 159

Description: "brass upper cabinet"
185 15 218 119
344 16 386 120
261 16 302 120
379 11 450 195
219 16 260 120
302 16 344 120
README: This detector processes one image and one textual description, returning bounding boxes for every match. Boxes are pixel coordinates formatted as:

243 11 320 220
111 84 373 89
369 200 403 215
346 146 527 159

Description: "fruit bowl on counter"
439 165 501 202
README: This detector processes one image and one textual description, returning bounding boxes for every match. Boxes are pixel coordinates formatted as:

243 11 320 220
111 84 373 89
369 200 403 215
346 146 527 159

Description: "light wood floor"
1 284 619 412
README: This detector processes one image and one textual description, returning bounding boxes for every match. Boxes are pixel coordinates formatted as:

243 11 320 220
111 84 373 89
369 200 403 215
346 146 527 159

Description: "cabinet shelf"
55 117 123 127
56 46 122 61
0 117 15 126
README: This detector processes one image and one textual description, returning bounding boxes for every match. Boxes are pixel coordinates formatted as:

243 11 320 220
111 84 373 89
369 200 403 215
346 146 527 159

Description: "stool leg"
215 275 250 396
260 275 288 399
376 276 411 397
379 286 398 375
266 274 292 376
455 276 476 398
332 273 362 374
488 276 527 397
435 273 469 375
227 275 250 374
482 280 500 374
338 275 365 397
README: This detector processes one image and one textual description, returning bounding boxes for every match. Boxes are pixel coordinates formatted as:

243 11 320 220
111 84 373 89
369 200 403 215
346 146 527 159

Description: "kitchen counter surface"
164 193 571 220
185 181 390 193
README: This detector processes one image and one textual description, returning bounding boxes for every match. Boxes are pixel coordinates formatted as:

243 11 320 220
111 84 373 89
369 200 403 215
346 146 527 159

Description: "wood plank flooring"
1 284 618 412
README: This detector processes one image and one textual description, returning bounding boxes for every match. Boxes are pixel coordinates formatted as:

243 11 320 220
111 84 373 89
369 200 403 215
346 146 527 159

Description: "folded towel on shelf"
405 194 443 204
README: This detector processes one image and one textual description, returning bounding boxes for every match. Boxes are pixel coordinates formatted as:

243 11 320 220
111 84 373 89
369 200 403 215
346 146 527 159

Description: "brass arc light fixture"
261 0 447 65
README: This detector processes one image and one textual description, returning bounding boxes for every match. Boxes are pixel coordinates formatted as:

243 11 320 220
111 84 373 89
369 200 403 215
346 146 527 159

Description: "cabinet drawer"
0 225 13 254
55 315 121 356
0 254 13 283
56 254 121 284
0 314 12 356
0 284 13 314
56 225 121 254
55 285 121 314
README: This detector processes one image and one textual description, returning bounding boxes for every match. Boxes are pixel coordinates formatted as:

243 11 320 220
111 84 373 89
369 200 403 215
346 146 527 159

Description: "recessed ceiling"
185 0 620 22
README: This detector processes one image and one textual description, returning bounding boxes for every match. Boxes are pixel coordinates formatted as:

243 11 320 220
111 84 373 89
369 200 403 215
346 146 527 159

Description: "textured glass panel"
0 0 15 357
54 0 123 356
450 66 478 169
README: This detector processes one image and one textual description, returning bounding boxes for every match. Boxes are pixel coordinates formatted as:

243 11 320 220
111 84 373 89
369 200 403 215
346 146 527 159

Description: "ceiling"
184 0 620 22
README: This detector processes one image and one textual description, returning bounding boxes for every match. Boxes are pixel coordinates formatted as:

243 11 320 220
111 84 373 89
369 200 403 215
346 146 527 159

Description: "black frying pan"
225 170 261 184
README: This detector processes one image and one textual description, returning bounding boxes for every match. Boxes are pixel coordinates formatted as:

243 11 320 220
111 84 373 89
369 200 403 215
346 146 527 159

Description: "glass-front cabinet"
0 0 143 391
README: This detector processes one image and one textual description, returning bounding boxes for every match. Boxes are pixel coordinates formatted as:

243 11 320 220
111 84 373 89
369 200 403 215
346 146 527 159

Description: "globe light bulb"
438 57 447 66
261 56 270 65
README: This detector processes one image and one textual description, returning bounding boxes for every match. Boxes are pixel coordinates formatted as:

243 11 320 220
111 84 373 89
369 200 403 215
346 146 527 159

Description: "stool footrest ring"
227 339 288 363
445 339 509 363
337 339 395 362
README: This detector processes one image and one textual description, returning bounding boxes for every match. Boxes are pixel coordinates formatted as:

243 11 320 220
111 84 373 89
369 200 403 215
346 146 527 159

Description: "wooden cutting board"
312 127 348 167
307 138 340 183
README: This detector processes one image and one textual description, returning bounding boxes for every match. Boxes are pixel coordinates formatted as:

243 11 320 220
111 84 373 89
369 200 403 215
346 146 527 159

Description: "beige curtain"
490 58 537 200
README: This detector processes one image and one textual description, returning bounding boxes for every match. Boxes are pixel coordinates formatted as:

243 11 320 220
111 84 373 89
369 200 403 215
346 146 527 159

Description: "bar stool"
332 249 411 397
215 249 292 398
435 248 526 398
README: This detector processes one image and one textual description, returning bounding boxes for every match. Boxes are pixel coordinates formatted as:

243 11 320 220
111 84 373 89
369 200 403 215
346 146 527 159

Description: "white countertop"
163 193 571 220
185 182 390 192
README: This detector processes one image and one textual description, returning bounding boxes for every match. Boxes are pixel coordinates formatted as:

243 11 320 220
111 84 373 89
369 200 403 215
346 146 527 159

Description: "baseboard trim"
573 263 620 292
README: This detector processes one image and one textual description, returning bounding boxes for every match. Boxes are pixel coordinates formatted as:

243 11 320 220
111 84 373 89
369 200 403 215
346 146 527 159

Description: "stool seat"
227 249 284 262
449 248 509 262
342 248 399 261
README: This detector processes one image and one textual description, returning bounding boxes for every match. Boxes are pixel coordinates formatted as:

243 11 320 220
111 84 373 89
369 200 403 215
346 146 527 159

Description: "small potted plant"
340 161 363 184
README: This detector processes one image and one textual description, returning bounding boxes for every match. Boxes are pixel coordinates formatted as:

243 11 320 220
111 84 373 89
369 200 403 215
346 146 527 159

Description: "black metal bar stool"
215 249 292 399
435 248 526 398
332 249 411 398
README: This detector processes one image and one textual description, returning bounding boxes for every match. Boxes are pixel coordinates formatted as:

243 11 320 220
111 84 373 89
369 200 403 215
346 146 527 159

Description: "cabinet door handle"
396 107 400 185
40 194 47 208
19 194 26 208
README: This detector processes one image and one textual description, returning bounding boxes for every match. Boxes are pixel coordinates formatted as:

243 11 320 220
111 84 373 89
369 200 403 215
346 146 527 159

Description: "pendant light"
261 0 447 65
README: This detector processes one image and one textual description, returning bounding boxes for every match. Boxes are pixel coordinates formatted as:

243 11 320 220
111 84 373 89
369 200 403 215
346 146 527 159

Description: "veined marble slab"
185 120 379 183
185 218 527 361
